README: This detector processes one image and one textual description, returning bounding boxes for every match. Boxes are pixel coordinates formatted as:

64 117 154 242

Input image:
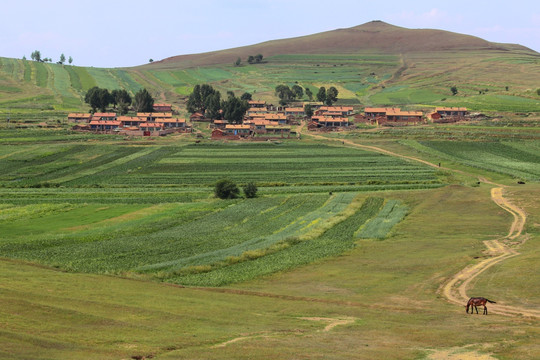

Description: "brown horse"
466 297 496 315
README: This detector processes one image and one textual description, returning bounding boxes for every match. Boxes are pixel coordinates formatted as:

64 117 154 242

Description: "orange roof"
248 107 268 113
137 112 172 118
155 118 185 123
153 103 172 107
225 124 251 129
117 116 142 121
364 107 396 113
386 109 423 116
436 107 467 111
312 116 349 122
264 114 287 120
285 107 304 112
140 122 164 128
246 119 279 126
93 112 117 117
68 113 91 118
89 120 121 125
319 106 353 112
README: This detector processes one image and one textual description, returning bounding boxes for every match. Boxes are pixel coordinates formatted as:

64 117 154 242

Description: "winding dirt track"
307 132 537 318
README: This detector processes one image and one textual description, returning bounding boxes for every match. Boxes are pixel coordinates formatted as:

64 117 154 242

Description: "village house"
189 112 209 122
67 113 92 123
315 106 354 117
137 112 173 122
91 112 117 121
211 119 229 129
364 107 394 119
225 124 252 136
153 103 173 112
309 116 350 130
385 109 424 123
244 119 280 134
284 107 305 117
363 107 423 124
429 107 469 122
265 125 292 136
117 116 144 127
89 120 122 131
155 117 189 130
248 100 267 109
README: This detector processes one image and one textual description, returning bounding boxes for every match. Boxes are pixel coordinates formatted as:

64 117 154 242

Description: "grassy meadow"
0 125 538 358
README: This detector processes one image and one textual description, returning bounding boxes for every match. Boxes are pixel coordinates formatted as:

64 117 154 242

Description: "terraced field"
0 137 431 286
0 140 442 190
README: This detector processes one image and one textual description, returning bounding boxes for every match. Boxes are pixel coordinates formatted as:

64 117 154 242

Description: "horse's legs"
483 305 488 315
474 305 479 314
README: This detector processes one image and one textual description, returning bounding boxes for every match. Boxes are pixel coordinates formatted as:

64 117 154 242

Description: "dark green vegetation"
0 137 442 191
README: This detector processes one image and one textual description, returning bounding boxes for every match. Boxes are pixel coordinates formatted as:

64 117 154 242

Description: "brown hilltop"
143 21 536 69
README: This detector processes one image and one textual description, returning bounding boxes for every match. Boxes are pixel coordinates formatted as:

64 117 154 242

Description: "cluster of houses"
68 104 192 136
68 98 469 139
189 100 355 139
357 107 469 125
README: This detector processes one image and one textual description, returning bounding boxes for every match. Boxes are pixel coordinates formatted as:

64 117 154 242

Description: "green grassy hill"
1 21 539 122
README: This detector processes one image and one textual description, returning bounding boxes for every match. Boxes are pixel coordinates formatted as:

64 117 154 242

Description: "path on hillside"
306 133 537 318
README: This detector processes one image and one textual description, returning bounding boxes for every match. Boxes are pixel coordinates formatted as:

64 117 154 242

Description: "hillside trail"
306 133 537 318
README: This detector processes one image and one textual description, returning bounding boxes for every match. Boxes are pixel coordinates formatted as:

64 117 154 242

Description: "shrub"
243 182 258 198
214 179 239 199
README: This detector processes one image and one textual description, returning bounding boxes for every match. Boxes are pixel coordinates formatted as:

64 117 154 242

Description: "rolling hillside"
1 20 539 121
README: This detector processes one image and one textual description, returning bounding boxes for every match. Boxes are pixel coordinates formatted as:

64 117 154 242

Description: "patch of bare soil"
300 316 356 332
426 347 497 360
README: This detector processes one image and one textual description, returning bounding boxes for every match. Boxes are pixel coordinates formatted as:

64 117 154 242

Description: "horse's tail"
486 299 496 304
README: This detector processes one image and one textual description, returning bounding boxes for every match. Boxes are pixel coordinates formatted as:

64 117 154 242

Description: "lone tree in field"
255 54 263 63
133 88 154 112
59 53 66 64
243 182 258 198
451 86 458 96
247 55 255 64
234 57 241 66
68 56 73 65
215 179 240 199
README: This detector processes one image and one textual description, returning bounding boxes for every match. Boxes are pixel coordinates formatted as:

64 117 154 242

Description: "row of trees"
28 50 72 65
234 54 264 66
186 84 250 123
84 87 154 113
275 84 339 105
